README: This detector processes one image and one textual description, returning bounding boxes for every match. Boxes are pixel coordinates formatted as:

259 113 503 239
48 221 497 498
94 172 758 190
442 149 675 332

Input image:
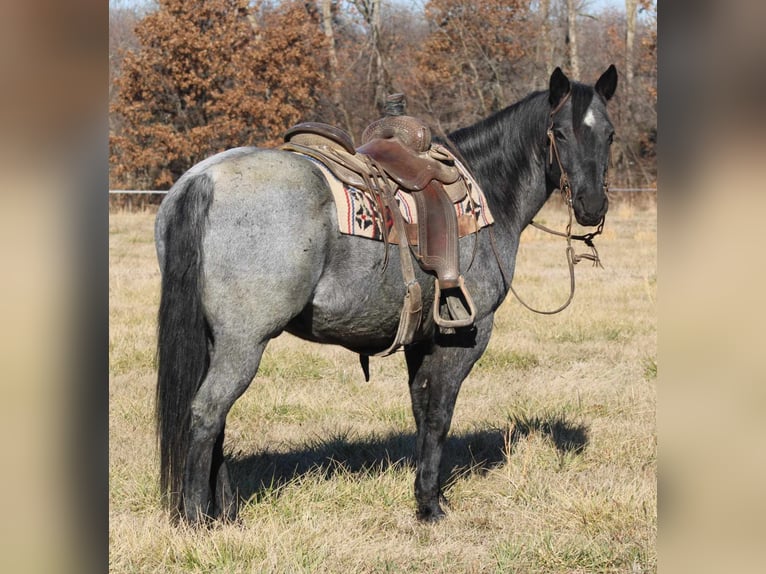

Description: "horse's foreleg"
405 316 494 521
409 375 455 522
182 341 265 523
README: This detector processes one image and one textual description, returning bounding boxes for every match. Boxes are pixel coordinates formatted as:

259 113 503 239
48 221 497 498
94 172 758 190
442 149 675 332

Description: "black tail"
156 174 214 514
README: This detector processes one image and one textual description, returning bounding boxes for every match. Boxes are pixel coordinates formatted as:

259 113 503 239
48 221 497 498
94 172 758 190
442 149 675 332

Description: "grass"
109 196 656 573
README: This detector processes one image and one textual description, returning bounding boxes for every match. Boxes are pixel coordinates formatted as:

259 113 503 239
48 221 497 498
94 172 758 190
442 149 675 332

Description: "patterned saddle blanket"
304 154 494 245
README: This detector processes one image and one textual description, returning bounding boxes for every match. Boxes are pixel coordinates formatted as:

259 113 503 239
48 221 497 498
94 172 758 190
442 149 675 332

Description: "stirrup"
433 276 476 330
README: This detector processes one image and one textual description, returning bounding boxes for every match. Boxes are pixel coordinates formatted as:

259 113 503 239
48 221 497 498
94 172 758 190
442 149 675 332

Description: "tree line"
109 0 656 191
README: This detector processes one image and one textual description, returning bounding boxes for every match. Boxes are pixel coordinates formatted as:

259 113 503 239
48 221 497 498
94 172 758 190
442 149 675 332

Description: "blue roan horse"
155 66 618 523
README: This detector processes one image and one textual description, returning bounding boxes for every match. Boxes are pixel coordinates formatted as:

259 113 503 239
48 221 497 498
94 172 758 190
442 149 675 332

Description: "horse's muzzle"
574 193 608 227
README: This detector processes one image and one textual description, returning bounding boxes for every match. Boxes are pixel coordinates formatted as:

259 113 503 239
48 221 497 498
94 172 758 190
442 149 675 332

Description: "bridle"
492 89 609 315
536 89 606 267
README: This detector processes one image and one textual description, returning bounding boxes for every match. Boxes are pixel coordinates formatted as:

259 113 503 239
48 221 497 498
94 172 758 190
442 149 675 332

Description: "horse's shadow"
228 413 589 503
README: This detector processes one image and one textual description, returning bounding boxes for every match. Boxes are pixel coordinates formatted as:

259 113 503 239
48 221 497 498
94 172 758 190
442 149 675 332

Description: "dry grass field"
109 195 656 573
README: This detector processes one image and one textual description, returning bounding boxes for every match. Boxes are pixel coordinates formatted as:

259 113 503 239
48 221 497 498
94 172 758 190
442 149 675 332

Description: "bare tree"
352 0 390 112
321 0 352 132
535 0 554 86
109 4 142 110
625 0 637 96
566 0 580 78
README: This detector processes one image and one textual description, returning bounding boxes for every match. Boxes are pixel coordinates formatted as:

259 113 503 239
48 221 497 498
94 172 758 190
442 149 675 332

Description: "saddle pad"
301 155 494 242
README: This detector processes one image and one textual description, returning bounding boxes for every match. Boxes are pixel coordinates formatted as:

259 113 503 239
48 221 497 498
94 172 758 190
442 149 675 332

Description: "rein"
492 90 607 315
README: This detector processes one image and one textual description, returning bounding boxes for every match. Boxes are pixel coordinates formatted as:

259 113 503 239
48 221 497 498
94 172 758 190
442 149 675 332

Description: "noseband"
497 90 609 315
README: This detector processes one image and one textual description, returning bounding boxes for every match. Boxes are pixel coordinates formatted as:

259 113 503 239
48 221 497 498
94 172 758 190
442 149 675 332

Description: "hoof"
416 505 447 523
179 495 215 526
180 505 213 527
212 461 238 522
212 497 239 523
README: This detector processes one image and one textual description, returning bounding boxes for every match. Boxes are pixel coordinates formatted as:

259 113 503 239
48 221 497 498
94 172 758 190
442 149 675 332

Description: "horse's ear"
595 64 618 101
549 67 570 108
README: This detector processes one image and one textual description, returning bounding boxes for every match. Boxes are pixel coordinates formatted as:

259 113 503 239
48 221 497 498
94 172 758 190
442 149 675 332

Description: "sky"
590 0 626 10
586 0 657 13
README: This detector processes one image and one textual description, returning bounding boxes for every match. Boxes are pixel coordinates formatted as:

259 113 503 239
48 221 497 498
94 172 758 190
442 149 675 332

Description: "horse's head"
545 65 618 227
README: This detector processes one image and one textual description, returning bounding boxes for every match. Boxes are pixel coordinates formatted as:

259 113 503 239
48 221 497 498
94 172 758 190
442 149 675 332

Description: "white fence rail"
109 190 169 194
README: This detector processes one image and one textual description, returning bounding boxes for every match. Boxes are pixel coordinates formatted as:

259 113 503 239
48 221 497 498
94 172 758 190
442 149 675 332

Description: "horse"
155 65 618 524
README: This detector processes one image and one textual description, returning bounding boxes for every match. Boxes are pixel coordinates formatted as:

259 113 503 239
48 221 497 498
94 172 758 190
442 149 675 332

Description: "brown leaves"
110 0 325 188
414 0 531 128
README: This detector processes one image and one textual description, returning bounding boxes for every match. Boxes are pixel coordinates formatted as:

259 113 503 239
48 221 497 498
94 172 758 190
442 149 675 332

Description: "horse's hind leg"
182 338 266 523
404 315 494 521
210 422 235 520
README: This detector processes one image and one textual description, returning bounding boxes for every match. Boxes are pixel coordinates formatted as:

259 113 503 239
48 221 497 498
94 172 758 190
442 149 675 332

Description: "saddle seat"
281 117 482 351
283 121 468 202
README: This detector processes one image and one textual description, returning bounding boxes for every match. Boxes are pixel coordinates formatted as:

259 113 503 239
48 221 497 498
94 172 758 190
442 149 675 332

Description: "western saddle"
280 96 482 356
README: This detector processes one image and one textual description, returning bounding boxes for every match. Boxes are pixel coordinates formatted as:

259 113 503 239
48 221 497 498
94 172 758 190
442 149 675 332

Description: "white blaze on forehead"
583 107 596 128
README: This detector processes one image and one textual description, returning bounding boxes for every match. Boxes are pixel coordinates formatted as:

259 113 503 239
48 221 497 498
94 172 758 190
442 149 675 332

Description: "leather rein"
492 90 607 315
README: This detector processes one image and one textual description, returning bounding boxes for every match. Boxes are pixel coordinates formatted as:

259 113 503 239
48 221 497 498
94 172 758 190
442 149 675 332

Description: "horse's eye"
553 128 566 141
